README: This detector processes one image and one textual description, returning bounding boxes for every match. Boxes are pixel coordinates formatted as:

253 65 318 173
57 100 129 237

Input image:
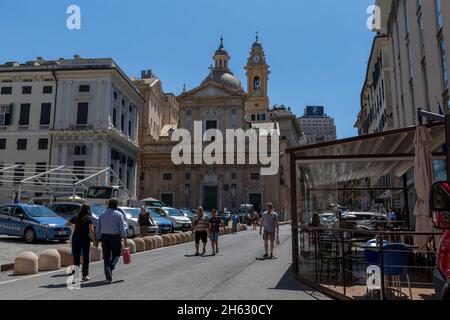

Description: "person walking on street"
252 211 258 231
259 203 279 259
69 204 98 282
192 207 209 256
232 212 239 234
138 206 155 237
209 209 222 255
95 198 128 283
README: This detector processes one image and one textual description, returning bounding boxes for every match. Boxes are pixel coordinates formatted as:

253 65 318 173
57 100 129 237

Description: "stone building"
0 56 142 201
138 37 303 216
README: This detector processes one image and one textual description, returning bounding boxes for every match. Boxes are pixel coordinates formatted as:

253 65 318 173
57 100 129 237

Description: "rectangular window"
121 115 125 132
185 172 191 180
0 105 12 126
113 109 117 127
79 85 90 93
114 91 118 100
162 173 173 181
205 120 217 130
76 103 89 124
22 86 32 94
231 172 237 180
38 138 48 150
128 121 132 137
439 38 449 89
0 139 6 149
40 103 51 125
43 86 53 94
436 0 443 30
74 145 87 156
17 139 27 150
73 161 85 180
250 173 260 180
403 0 409 34
1 87 12 95
19 104 30 126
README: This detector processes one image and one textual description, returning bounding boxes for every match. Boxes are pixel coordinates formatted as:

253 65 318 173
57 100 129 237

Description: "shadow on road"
39 280 124 289
270 267 318 292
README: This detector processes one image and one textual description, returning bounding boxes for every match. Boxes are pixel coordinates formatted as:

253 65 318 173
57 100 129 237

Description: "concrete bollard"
226 226 232 234
57 247 74 268
161 234 172 247
242 224 248 231
134 238 146 252
219 227 225 236
238 224 244 232
185 231 193 242
153 235 163 248
143 237 155 251
90 244 102 262
180 233 188 243
14 251 38 275
38 249 61 272
168 234 177 245
126 239 137 254
173 233 182 245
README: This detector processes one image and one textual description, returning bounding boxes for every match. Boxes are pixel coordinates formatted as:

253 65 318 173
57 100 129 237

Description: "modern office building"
298 106 337 144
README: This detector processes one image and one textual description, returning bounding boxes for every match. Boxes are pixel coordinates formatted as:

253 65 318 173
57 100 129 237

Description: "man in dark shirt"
209 209 223 255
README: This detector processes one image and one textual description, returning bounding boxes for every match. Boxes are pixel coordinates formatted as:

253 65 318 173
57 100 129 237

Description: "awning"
287 123 445 186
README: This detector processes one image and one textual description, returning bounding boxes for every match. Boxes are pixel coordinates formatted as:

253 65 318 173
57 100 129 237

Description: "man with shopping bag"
259 203 279 259
95 198 128 283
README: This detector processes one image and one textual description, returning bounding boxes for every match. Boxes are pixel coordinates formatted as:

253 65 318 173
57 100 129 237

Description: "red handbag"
122 248 131 265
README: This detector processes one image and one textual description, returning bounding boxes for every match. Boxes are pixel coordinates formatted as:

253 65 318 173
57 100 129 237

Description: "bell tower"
245 32 270 122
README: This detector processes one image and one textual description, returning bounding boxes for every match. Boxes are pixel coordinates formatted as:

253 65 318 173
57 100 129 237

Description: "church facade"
138 36 302 217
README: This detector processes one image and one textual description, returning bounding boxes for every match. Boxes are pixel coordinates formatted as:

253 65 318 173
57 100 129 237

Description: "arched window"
253 77 261 91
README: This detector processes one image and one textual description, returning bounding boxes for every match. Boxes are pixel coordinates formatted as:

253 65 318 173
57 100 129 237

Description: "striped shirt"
193 214 209 232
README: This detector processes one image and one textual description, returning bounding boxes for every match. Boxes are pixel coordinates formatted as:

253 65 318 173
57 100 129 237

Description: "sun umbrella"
413 126 435 251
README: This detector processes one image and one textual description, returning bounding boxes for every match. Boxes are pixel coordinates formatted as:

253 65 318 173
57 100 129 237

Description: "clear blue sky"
0 0 375 138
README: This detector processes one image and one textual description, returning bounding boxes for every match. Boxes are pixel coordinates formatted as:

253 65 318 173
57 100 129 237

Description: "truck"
84 185 131 206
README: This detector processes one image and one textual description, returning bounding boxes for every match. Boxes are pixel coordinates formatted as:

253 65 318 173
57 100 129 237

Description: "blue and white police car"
0 204 72 243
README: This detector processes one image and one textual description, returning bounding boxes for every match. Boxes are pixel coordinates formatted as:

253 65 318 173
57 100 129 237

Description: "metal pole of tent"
290 153 299 274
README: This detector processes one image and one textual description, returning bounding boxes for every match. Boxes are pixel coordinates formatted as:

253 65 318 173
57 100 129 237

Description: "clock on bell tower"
244 32 270 122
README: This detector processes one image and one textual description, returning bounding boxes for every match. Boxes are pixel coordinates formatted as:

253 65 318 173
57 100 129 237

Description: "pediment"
179 82 244 100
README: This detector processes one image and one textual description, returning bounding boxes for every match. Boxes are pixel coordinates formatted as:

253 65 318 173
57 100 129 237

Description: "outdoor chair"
318 234 341 285
383 244 413 300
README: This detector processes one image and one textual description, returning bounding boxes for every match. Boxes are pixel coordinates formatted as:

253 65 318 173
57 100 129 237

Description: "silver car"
117 207 158 238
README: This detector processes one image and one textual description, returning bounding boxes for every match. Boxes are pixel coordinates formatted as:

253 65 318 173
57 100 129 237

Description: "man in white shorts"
259 202 279 258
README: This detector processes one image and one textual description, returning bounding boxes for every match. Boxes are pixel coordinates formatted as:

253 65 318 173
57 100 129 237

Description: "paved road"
0 236 68 266
0 225 330 300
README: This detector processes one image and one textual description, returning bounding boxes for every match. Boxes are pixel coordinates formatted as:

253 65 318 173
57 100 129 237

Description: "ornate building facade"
138 37 303 216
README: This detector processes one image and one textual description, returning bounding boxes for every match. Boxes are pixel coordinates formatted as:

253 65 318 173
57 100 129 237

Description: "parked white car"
150 206 192 231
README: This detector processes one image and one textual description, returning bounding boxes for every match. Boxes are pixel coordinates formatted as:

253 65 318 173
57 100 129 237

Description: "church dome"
201 70 244 91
